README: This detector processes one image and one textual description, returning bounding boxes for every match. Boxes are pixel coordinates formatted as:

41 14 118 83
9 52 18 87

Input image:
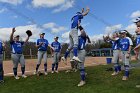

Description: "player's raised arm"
10 28 16 42
82 7 90 16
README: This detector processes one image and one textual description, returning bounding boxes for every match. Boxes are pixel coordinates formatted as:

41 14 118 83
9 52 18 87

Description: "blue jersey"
0 41 3 54
10 41 24 54
37 39 49 51
109 38 120 50
136 35 140 46
120 38 130 51
71 14 83 29
51 41 61 52
78 36 86 50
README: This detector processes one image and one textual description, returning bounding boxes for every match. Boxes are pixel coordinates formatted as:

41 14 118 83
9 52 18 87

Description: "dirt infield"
3 56 135 76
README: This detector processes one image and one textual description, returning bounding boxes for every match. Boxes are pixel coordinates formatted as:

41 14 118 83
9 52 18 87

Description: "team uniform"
10 41 26 78
120 37 133 78
77 35 87 86
135 35 140 60
35 38 49 75
107 38 121 75
51 41 61 73
63 12 84 61
0 41 4 82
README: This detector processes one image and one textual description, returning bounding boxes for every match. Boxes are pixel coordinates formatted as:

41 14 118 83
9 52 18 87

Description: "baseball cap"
14 35 20 38
134 17 140 23
40 33 45 35
76 12 82 15
54 36 59 39
120 30 127 34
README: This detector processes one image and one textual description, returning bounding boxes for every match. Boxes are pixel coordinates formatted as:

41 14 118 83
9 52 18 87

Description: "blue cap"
76 12 82 15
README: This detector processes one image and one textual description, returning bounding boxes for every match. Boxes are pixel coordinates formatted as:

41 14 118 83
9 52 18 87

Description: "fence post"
30 48 32 59
3 51 5 60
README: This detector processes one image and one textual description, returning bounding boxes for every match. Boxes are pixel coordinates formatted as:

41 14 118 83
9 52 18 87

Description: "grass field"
0 64 140 93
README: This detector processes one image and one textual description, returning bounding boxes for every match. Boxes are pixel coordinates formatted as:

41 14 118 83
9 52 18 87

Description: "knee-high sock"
64 50 70 59
73 47 78 57
55 63 58 71
36 64 40 72
52 64 55 71
117 65 121 71
124 65 129 77
21 66 25 75
114 63 119 72
13 68 17 76
44 63 47 72
80 69 85 81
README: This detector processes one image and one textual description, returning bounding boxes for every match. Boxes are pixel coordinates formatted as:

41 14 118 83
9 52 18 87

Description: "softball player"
77 34 91 87
51 36 61 73
35 33 53 75
103 32 121 76
62 7 90 63
10 28 30 79
134 27 140 60
119 30 133 80
134 18 140 60
0 40 5 82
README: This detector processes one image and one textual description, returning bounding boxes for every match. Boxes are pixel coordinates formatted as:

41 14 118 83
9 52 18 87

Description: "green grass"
0 65 140 93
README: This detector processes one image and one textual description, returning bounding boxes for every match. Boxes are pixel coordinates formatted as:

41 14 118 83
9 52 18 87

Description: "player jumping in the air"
61 7 90 63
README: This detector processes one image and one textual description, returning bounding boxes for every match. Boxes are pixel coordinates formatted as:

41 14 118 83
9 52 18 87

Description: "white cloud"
125 24 137 34
43 22 67 33
90 34 104 42
32 0 65 8
105 24 122 34
53 0 74 13
130 10 140 18
0 8 7 13
0 25 42 41
32 0 75 13
0 0 23 5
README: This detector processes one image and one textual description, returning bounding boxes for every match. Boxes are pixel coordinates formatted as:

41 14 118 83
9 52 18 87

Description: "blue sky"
0 0 140 43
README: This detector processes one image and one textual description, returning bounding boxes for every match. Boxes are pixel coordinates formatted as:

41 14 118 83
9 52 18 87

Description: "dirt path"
3 56 135 76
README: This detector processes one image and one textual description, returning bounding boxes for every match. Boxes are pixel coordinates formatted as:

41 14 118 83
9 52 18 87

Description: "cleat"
78 81 86 87
22 74 27 78
0 80 4 83
65 70 71 73
122 76 128 81
61 57 67 64
33 71 38 75
72 56 82 63
55 70 59 73
51 71 54 74
14 76 20 80
70 58 75 62
111 72 118 76
44 72 48 76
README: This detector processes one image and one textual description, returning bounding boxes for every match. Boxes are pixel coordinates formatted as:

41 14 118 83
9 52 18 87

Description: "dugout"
90 48 113 57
